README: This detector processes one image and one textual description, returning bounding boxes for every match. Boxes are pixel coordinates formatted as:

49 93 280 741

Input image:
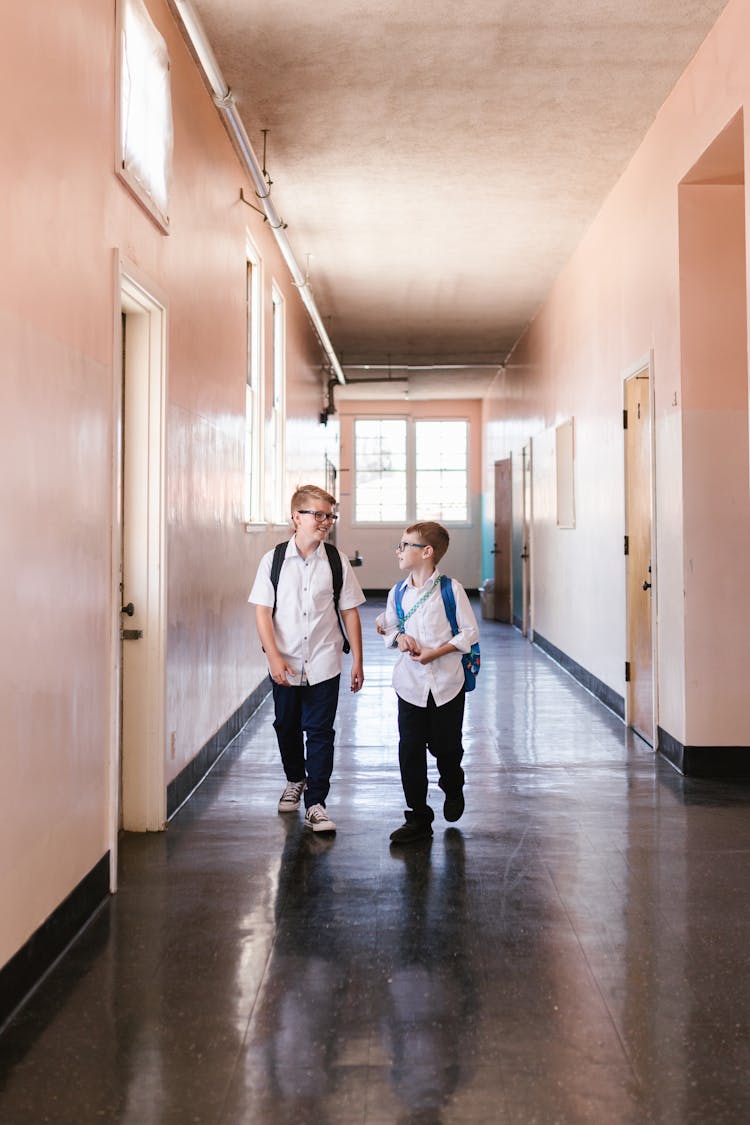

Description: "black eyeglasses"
396 541 427 551
297 509 338 523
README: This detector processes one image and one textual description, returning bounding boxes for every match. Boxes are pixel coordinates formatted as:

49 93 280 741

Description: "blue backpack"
394 575 480 692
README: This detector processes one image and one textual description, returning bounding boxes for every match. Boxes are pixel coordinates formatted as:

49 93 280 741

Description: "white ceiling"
191 0 728 396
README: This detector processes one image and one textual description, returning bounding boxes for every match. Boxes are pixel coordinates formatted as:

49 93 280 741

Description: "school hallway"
1 600 749 1125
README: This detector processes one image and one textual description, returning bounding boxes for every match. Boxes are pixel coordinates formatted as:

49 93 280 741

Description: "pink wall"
0 0 333 967
483 0 750 750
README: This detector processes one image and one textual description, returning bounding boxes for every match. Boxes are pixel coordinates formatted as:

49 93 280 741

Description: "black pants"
397 689 465 825
272 674 340 808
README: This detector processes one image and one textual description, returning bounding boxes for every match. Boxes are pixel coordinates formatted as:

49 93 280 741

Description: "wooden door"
625 372 654 743
521 443 532 637
493 459 511 622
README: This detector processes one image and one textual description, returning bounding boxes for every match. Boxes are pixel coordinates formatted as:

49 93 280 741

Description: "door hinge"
625 661 631 683
624 535 629 555
623 409 628 429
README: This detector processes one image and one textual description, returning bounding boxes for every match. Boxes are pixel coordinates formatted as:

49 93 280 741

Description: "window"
353 417 469 524
355 419 407 522
117 0 173 230
415 420 468 521
266 286 285 522
244 248 262 522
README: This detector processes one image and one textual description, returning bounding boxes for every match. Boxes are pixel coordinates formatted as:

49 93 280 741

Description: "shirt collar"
407 567 441 590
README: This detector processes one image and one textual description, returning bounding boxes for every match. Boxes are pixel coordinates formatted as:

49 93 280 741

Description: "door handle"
642 581 652 591
121 628 143 640
121 602 135 617
520 548 529 559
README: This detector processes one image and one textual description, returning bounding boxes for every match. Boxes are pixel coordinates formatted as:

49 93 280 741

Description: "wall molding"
657 727 750 777
533 632 625 719
166 679 270 818
0 854 110 1032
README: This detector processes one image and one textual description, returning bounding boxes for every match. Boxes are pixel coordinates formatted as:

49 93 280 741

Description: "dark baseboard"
533 631 625 719
512 615 523 629
166 679 270 818
658 727 750 777
0 853 110 1031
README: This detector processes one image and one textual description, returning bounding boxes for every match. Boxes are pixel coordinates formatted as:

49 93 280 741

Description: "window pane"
415 420 468 521
355 419 407 521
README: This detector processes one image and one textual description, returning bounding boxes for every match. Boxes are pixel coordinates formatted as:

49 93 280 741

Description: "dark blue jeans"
397 689 465 825
272 674 341 808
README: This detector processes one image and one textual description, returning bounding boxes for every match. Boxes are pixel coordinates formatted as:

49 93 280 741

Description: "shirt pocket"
310 567 335 614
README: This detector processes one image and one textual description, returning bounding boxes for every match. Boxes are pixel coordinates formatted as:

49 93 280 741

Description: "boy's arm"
255 605 294 684
408 639 458 665
341 607 364 692
409 581 479 665
376 586 402 646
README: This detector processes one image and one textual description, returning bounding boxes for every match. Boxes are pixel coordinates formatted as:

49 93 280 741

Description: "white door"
112 267 168 848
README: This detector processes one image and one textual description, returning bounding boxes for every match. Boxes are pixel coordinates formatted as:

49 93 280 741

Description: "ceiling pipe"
344 364 504 371
169 0 346 385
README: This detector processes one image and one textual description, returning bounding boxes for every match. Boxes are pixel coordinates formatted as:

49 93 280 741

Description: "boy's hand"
269 657 294 685
396 633 421 656
350 663 364 693
409 647 437 665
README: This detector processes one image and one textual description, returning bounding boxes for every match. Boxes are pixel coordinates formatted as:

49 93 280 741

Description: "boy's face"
396 529 429 570
292 498 336 542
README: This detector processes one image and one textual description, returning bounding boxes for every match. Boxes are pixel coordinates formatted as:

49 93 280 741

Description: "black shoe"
443 792 465 823
389 821 433 845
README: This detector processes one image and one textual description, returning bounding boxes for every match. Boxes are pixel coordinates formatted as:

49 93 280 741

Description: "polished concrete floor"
2 603 750 1124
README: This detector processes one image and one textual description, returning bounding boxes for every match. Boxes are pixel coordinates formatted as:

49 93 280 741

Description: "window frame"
414 417 470 524
243 239 263 526
352 415 472 528
353 415 409 525
115 0 173 233
266 284 286 524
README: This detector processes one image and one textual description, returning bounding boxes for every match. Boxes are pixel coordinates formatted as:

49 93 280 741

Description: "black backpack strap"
270 542 287 616
324 542 351 654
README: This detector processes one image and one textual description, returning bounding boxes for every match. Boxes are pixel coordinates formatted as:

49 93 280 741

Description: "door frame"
622 351 658 746
108 253 168 888
493 458 512 622
522 440 533 639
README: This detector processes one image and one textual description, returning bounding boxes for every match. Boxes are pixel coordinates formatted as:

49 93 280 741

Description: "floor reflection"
3 605 750 1123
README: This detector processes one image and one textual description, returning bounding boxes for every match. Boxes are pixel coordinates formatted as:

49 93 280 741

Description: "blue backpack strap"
393 579 409 630
270 542 287 616
439 575 459 636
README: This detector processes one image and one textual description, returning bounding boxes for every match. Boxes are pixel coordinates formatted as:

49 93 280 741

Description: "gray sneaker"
304 803 337 833
278 780 306 812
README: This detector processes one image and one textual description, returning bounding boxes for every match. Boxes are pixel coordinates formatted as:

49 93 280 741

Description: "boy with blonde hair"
250 485 365 833
376 521 479 844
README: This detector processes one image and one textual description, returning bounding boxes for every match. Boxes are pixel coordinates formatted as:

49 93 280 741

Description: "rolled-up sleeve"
248 550 274 606
378 586 402 647
338 552 366 611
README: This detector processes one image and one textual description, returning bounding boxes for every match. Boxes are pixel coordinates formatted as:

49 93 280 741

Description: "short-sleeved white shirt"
249 537 365 686
375 569 479 707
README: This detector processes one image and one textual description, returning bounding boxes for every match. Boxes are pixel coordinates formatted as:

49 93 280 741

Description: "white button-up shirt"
375 569 479 707
249 538 365 686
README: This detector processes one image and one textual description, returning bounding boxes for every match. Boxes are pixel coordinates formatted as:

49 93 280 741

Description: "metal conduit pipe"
169 0 346 385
